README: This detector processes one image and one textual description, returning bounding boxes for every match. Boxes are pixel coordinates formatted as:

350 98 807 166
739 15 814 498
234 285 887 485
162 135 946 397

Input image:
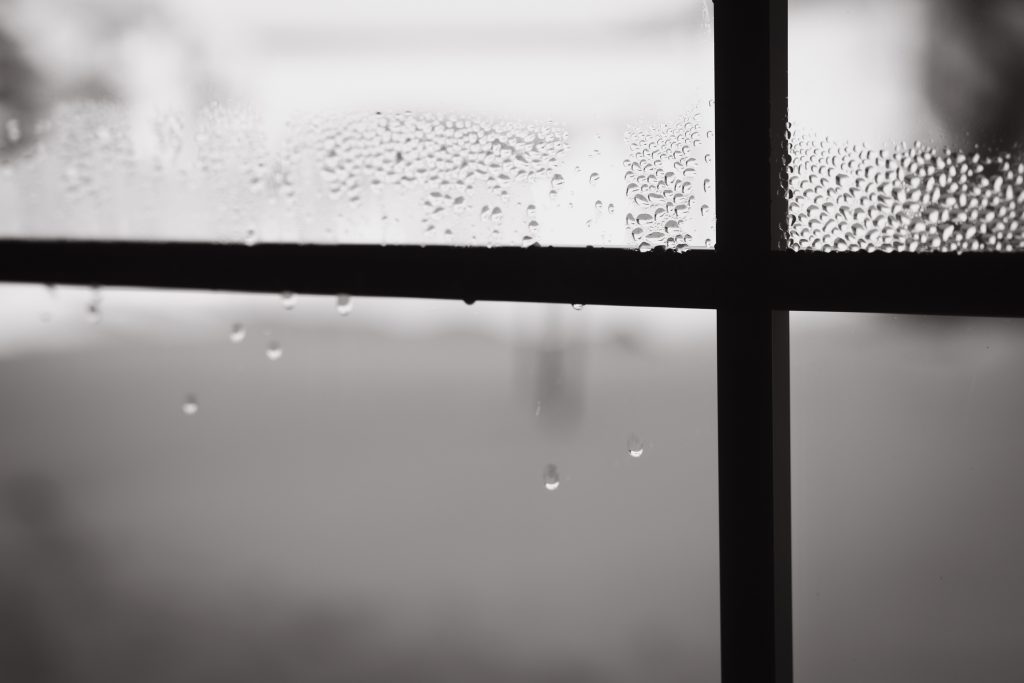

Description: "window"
788 0 1024 252
1 2 1022 682
0 0 715 248
0 287 719 681
792 313 1024 682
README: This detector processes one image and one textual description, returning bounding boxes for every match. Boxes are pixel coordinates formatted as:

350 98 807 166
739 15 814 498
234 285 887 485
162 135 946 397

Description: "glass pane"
0 1 715 251
788 0 1024 252
793 312 1024 681
0 286 719 682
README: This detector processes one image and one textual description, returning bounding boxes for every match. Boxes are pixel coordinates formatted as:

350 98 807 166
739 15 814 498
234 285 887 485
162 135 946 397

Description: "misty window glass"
0 1 715 250
787 0 1024 252
0 286 719 682
792 312 1024 682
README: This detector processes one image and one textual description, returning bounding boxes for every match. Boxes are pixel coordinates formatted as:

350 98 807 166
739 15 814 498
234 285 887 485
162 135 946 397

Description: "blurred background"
0 0 716 247
0 288 720 683
789 0 1024 252
2 288 1024 681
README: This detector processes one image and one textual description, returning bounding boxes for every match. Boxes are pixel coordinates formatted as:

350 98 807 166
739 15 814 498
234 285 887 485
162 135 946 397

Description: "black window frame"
3 2 1024 681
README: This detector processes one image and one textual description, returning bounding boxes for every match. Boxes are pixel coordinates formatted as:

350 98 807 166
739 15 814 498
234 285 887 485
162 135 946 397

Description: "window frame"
2 2 1023 681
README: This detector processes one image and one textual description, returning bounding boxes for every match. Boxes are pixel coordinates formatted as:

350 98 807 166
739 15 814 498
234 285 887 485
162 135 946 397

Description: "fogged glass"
792 312 1024 682
788 0 1024 252
0 287 719 682
0 1 715 250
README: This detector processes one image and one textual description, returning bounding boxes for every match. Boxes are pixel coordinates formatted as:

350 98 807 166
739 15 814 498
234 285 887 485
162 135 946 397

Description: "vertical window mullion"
713 1 793 682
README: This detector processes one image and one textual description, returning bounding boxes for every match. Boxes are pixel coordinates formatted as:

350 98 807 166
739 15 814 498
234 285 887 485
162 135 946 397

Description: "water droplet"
230 323 246 343
589 172 600 185
526 204 537 218
182 395 199 416
244 230 258 247
627 434 644 458
535 401 542 416
571 303 584 311
266 342 283 361
607 203 616 214
544 464 561 491
551 174 565 190
281 291 297 310
336 294 353 315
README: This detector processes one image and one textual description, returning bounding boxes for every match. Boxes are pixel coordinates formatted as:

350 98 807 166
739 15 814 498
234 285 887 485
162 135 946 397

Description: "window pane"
793 312 1024 681
0 286 719 682
0 1 715 251
787 0 1024 252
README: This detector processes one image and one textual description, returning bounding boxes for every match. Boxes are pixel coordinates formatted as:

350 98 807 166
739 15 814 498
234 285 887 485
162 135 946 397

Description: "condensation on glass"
0 285 719 681
792 312 1024 681
0 0 715 250
787 0 1024 252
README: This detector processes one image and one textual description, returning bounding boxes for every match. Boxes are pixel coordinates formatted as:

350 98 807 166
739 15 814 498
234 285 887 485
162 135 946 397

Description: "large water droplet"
230 323 246 343
336 294 353 316
266 342 283 361
589 172 600 185
627 434 644 458
544 464 561 491
182 395 199 416
571 303 584 311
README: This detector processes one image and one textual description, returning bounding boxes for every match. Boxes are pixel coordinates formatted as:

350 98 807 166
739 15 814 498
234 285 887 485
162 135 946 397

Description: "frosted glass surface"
793 312 1024 682
0 286 719 682
0 0 715 250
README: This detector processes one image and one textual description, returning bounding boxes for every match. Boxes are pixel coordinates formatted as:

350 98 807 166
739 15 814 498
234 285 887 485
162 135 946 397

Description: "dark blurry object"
0 24 41 154
927 0 1024 150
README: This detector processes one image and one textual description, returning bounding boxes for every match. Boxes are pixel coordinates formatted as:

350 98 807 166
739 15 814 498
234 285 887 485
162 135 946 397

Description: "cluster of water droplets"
622 103 716 252
0 101 727 250
787 124 1024 253
0 102 580 245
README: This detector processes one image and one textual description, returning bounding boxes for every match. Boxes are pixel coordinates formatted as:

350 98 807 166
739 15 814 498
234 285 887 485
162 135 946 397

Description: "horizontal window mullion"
771 251 1024 318
0 240 721 309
